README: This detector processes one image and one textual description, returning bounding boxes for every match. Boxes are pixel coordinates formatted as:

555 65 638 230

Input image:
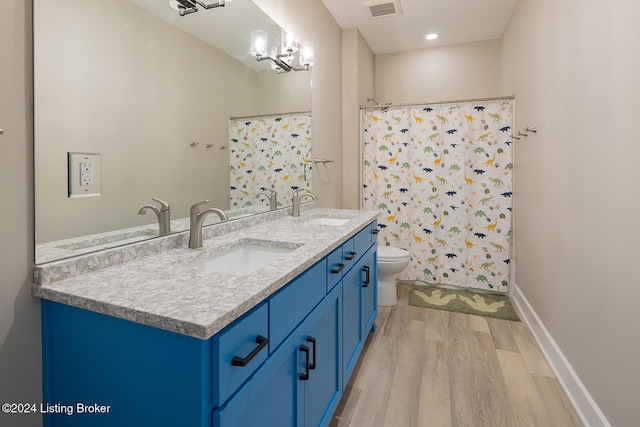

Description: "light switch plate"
68 152 102 198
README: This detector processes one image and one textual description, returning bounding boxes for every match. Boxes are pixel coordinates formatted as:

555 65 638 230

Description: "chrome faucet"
188 200 228 249
138 197 171 236
257 189 278 210
291 189 317 217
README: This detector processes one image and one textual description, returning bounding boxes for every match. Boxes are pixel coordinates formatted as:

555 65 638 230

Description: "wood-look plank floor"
330 284 583 427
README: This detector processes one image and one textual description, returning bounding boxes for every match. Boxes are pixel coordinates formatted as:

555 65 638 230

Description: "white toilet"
377 245 411 306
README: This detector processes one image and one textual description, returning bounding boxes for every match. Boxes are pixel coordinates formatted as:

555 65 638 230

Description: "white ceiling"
321 0 518 55
127 0 281 70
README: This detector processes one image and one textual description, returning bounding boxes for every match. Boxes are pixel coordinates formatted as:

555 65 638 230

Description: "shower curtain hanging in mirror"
362 101 513 292
229 113 312 209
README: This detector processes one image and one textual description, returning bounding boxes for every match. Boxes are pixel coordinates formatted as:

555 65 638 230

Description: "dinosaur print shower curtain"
229 113 312 210
362 101 513 292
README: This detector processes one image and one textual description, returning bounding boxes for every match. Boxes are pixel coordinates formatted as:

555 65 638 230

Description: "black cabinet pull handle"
372 229 379 235
231 335 268 367
300 344 310 381
306 336 317 370
330 263 345 274
345 251 357 261
362 266 370 287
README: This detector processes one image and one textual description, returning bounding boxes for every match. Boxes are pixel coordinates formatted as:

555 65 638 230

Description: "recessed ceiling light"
426 33 439 41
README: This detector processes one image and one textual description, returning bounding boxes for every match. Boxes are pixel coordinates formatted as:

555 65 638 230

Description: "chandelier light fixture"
169 0 229 16
250 27 314 73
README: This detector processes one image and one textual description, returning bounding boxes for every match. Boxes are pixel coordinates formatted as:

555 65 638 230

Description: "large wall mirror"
34 0 312 264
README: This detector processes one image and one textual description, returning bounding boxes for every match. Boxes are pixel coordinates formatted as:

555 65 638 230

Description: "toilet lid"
377 245 410 261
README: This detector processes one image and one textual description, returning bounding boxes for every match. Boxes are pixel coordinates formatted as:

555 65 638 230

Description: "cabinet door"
214 324 305 427
304 283 342 427
342 263 362 385
360 246 377 336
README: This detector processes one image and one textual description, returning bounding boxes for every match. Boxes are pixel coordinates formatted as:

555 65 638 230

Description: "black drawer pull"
345 251 357 261
306 336 317 370
362 266 370 287
300 345 310 381
330 263 345 274
231 335 268 367
372 229 379 235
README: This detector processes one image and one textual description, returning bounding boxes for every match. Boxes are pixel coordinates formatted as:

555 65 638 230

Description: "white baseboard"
512 283 610 427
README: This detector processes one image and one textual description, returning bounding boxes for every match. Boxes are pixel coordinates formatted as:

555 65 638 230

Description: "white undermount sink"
307 217 351 226
191 240 299 275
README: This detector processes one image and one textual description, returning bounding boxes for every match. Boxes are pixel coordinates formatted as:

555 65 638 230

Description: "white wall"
342 29 374 209
254 0 344 208
375 39 502 104
0 2 42 426
501 0 640 425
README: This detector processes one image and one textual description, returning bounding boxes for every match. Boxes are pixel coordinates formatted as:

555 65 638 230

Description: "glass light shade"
299 42 314 68
250 30 267 57
281 27 298 54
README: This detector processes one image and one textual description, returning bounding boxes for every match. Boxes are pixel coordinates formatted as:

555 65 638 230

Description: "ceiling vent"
363 0 403 19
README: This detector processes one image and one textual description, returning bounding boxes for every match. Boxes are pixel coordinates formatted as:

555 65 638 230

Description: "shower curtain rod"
359 95 515 110
230 110 311 121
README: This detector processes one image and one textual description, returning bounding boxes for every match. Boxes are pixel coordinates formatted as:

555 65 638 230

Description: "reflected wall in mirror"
34 0 312 264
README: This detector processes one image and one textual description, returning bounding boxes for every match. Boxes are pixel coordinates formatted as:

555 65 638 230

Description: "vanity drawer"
269 259 326 351
353 223 374 264
213 302 269 408
326 246 344 292
341 238 356 273
371 220 379 246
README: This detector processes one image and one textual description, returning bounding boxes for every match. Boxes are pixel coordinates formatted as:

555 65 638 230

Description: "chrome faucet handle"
152 197 170 211
190 200 210 214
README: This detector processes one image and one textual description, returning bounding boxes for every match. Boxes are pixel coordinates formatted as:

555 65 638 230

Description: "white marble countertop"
32 208 379 340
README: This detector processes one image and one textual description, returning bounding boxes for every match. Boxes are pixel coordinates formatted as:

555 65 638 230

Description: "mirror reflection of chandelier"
250 27 314 74
169 0 229 16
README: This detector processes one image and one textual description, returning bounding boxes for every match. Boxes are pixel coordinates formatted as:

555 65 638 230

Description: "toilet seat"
377 246 410 262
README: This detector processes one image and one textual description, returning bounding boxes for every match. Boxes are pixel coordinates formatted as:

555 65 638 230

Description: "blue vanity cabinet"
269 260 327 351
41 220 377 427
213 322 305 427
342 226 378 387
214 284 342 427
41 300 214 427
